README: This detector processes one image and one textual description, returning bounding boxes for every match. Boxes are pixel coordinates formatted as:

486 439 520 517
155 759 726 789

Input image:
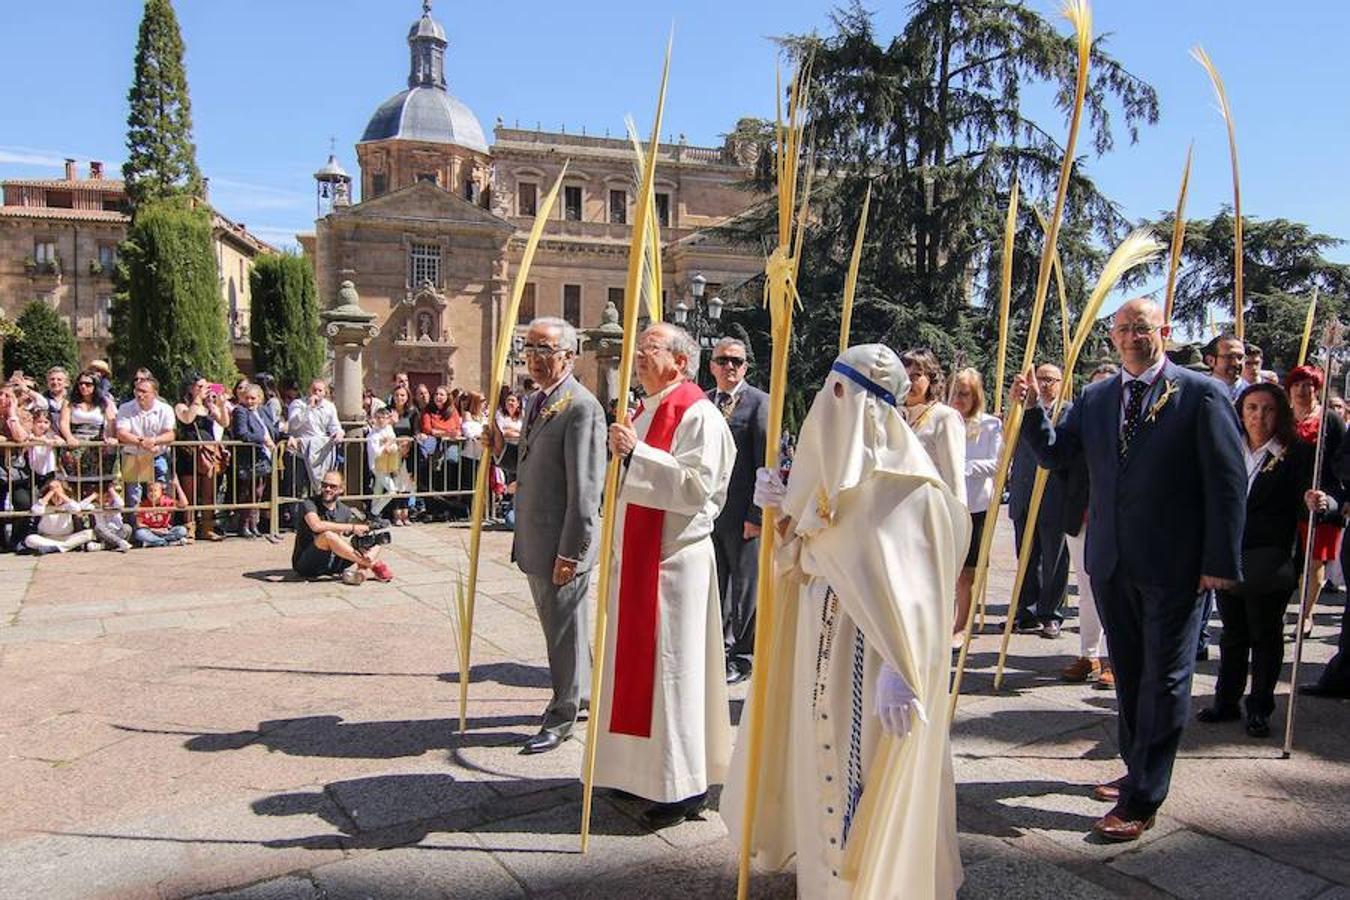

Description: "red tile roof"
0 207 128 223
2 178 126 192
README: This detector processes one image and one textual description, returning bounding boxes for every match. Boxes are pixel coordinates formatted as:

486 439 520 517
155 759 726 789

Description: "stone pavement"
0 513 1346 899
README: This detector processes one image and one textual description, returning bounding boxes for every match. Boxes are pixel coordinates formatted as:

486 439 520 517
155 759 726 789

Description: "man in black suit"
707 337 768 685
1008 363 1072 639
1012 297 1246 842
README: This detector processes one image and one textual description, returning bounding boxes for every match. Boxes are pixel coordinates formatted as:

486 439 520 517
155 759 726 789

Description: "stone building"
0 159 274 372
302 1 765 399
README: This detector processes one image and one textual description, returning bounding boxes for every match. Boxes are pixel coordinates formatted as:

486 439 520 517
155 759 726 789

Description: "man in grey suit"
707 338 768 684
493 317 606 755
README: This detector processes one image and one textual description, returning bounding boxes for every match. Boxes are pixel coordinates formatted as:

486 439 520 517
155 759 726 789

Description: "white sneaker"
341 568 367 586
85 541 104 552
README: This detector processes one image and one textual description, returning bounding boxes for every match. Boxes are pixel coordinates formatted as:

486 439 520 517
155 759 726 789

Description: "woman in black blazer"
1198 383 1314 738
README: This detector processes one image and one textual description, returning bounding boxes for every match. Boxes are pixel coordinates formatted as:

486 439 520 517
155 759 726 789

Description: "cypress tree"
123 0 202 210
5 301 78 381
115 199 233 383
249 253 325 387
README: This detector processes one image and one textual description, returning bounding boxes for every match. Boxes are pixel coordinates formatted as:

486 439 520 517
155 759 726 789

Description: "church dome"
361 87 488 153
359 2 488 155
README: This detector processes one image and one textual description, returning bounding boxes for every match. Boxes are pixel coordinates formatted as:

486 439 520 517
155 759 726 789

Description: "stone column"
320 280 379 422
583 301 625 413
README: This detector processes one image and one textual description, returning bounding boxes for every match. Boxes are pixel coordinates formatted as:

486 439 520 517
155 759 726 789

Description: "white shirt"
1243 438 1283 494
115 398 176 455
287 397 342 440
1119 356 1167 428
963 413 1003 514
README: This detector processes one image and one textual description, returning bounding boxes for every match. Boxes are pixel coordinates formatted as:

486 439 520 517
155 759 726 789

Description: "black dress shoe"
1040 621 1062 639
726 665 750 685
641 792 708 829
1245 713 1271 738
1299 683 1350 699
519 731 567 755
1196 705 1241 724
1014 620 1042 635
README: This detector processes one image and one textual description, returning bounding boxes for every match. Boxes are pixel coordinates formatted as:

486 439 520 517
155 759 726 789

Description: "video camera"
352 527 391 553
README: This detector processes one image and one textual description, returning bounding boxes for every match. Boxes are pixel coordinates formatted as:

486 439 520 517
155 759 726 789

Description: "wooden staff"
1162 144 1193 331
1297 287 1320 367
456 167 568 733
1285 319 1343 758
950 0 1093 713
838 182 872 352
578 34 672 853
992 231 1161 689
1193 47 1244 340
737 59 811 900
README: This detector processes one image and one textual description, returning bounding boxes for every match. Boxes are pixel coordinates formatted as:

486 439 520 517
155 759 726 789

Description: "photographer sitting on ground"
292 470 393 585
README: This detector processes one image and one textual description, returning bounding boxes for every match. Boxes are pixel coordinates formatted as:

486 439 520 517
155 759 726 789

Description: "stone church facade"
302 1 765 397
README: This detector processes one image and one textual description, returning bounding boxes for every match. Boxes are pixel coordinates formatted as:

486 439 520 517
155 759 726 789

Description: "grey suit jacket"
511 373 607 578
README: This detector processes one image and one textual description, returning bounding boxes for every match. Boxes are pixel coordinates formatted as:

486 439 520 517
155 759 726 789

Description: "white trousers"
1066 530 1107 660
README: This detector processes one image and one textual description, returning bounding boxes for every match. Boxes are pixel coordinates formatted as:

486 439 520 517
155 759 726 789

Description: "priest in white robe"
723 344 969 899
598 322 736 829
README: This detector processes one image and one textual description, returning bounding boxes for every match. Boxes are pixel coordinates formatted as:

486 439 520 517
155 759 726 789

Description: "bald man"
1011 298 1245 842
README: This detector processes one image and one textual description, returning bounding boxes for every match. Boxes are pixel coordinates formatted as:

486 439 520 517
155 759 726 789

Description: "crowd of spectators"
0 362 526 558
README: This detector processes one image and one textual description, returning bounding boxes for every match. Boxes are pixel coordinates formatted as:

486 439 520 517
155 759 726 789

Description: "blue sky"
3 0 1347 288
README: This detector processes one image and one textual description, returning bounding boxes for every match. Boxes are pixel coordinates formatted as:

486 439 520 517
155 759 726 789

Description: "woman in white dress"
950 367 1002 646
898 349 967 507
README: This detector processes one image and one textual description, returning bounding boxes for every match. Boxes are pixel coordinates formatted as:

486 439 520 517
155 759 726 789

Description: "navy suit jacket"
709 384 769 534
1020 360 1246 592
1008 400 1072 535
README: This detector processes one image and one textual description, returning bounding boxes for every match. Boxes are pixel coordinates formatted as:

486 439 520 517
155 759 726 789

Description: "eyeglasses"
712 356 747 368
636 344 672 357
1112 324 1159 337
522 344 568 358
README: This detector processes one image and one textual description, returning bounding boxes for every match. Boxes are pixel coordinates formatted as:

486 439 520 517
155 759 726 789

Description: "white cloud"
0 146 114 169
208 177 309 213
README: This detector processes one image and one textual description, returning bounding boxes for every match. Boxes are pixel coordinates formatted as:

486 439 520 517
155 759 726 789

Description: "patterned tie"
1120 380 1149 459
716 391 733 417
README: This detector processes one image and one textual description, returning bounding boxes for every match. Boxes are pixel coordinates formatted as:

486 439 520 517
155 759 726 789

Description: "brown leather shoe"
1093 807 1156 842
1091 775 1127 803
1061 657 1100 682
1096 663 1115 689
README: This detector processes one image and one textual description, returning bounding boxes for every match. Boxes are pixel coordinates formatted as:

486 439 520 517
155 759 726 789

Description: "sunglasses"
712 356 747 367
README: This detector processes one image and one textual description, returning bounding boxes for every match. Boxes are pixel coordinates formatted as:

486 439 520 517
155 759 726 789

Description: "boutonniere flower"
538 391 574 425
1145 379 1178 423
1261 449 1285 474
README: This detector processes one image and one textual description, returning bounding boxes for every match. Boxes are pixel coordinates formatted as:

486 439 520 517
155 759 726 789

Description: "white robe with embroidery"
593 382 736 802
724 472 968 899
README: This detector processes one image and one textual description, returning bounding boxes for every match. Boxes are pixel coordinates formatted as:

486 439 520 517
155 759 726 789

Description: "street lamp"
667 271 727 388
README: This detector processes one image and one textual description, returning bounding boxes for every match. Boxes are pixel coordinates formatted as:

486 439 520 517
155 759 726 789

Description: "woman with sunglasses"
58 370 118 490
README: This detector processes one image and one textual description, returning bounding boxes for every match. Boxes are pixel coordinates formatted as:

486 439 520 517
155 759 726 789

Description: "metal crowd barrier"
0 432 481 539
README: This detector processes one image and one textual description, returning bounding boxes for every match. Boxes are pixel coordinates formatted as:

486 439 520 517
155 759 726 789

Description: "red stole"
610 380 708 737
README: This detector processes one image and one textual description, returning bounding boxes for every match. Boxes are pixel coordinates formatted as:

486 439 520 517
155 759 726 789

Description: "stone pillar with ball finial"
321 279 380 422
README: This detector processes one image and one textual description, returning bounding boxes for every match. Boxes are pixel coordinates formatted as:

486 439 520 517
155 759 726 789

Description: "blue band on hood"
831 361 898 407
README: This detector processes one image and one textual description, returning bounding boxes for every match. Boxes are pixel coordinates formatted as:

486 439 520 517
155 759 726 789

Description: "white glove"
874 663 927 738
753 467 787 509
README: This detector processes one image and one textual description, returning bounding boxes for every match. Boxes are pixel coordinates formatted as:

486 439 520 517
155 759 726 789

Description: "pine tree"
123 0 202 210
249 253 325 387
721 0 1160 420
5 301 78 381
115 199 233 384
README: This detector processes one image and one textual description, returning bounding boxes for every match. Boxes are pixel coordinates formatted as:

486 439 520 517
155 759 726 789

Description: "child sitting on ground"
133 480 189 547
24 478 95 554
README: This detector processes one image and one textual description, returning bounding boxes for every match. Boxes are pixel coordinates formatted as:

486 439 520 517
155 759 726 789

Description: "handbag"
192 418 228 478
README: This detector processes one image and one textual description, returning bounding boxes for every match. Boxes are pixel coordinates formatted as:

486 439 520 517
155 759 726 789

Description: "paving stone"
311 844 524 899
958 853 1119 899
323 771 499 833
1109 829 1330 899
194 875 321 900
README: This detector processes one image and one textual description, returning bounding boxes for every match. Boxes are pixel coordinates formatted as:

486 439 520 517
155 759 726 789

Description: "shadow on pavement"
241 568 307 583
115 713 537 758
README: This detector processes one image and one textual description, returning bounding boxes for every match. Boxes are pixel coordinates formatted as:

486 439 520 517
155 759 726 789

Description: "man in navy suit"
1012 297 1246 842
1008 363 1072 638
707 338 769 684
